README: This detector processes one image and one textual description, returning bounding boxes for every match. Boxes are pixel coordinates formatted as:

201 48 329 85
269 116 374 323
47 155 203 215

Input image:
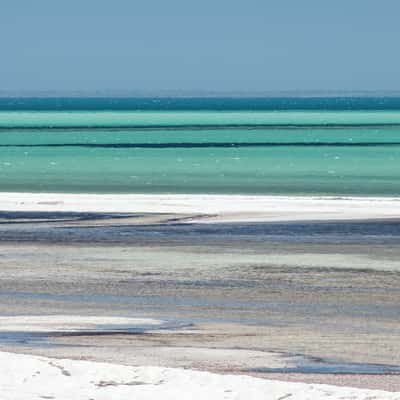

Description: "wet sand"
0 206 400 391
2 318 400 391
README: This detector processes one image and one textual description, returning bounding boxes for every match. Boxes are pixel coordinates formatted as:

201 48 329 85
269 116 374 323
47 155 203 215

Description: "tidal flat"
1 210 400 391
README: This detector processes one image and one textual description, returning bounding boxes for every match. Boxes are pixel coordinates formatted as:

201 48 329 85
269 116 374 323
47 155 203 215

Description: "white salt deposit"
1 192 399 223
0 315 164 333
1 351 399 399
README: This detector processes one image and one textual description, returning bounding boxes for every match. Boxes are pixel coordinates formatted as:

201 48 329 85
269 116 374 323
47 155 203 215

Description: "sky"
1 0 400 93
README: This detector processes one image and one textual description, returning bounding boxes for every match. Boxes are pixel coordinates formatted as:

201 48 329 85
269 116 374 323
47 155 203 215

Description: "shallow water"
1 98 400 195
0 320 190 347
252 355 400 375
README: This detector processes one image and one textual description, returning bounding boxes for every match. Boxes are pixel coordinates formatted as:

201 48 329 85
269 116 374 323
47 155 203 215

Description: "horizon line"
2 89 400 98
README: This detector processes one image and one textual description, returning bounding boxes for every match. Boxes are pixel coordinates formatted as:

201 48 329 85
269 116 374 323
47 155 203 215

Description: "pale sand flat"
0 315 163 332
2 351 400 400
1 192 400 223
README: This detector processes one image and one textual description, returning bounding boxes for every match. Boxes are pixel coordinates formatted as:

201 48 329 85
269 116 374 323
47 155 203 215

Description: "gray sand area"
1 211 400 391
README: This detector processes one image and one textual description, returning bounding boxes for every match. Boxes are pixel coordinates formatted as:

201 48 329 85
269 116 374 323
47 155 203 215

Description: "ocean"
1 97 400 195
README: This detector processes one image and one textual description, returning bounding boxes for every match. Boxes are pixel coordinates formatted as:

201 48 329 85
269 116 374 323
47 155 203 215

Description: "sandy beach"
4 350 400 400
1 192 400 222
1 193 400 395
5 349 400 400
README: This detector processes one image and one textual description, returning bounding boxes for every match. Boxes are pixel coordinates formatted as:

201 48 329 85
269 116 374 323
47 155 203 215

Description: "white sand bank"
0 315 163 333
1 351 399 400
1 193 400 223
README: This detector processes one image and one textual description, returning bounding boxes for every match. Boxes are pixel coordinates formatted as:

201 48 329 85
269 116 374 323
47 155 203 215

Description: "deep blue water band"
2 97 400 111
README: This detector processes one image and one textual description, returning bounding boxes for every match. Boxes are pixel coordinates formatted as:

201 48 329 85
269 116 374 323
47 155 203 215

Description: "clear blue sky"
1 0 399 92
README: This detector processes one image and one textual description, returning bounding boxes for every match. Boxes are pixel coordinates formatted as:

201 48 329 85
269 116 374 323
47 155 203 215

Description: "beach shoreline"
2 193 400 395
2 350 400 399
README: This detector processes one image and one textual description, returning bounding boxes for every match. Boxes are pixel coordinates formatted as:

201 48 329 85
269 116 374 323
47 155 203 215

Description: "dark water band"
2 97 400 111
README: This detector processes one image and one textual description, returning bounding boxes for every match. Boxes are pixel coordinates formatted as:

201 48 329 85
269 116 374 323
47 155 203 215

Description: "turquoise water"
1 100 400 195
2 110 400 128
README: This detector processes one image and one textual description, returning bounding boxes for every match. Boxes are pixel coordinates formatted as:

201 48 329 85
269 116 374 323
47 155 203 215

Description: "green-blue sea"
1 97 400 195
